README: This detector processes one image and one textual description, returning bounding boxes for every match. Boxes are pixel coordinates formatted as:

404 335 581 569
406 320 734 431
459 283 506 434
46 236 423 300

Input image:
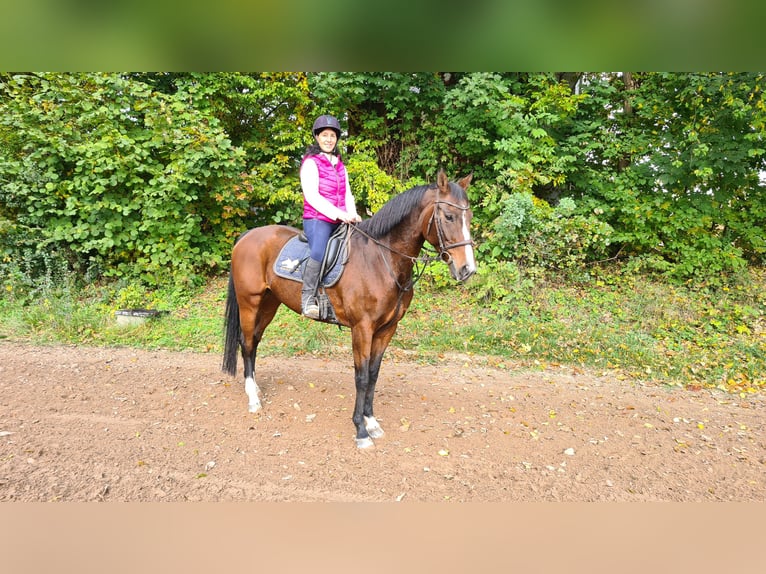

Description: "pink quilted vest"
302 154 347 222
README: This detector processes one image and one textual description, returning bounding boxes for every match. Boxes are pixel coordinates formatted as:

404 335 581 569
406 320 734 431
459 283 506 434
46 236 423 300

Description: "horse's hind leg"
239 291 281 413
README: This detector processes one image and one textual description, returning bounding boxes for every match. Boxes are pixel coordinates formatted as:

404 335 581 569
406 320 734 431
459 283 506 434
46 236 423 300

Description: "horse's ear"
457 173 473 190
437 169 449 190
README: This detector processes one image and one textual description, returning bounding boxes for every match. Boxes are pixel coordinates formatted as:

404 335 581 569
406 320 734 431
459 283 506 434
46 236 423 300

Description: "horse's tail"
222 270 241 376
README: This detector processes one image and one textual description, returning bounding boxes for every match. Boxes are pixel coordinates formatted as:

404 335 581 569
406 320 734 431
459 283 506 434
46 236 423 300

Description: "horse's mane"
356 180 469 240
356 184 432 239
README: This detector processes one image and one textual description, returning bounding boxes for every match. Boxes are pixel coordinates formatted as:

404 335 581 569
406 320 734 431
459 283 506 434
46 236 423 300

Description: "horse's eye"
445 214 454 222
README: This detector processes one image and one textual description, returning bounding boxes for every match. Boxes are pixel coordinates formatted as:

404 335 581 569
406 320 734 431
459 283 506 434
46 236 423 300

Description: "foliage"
480 193 613 277
174 72 316 228
0 73 248 288
2 71 766 295
309 72 447 180
414 73 586 229
460 260 533 313
344 147 407 215
566 72 766 283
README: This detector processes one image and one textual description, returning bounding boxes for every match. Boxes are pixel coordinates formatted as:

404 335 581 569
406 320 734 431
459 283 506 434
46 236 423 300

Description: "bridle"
349 187 475 290
426 190 475 265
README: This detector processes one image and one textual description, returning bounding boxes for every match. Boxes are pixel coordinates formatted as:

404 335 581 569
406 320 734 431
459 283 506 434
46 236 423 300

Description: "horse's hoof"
248 402 262 413
368 427 384 439
365 416 384 439
356 437 374 449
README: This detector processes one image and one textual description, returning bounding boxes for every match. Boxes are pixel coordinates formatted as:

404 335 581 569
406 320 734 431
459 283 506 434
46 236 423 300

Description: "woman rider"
300 114 361 319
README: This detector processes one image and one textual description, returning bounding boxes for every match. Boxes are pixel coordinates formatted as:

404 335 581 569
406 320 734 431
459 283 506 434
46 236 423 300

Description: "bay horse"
222 170 475 448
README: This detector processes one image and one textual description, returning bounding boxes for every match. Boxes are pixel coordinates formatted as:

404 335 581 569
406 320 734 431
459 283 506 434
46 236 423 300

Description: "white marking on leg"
245 376 262 412
356 437 375 449
461 212 476 274
365 416 384 439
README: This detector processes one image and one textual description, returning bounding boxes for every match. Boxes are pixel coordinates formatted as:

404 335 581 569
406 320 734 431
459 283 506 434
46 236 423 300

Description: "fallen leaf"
438 449 450 457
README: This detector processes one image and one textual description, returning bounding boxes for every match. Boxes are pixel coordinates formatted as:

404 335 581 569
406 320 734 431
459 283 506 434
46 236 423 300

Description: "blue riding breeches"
303 218 340 263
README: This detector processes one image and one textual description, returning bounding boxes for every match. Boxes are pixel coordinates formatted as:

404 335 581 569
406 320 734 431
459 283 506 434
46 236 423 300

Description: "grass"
1 268 765 396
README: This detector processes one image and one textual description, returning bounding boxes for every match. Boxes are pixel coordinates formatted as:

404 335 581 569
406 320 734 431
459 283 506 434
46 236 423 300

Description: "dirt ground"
1 340 764 502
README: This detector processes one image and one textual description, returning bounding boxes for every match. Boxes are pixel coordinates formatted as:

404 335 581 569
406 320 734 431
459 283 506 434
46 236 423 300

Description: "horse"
222 169 476 448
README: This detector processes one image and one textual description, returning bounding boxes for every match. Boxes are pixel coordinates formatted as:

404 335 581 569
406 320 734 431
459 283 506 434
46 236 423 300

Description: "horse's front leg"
362 326 397 441
351 324 377 448
352 360 374 448
351 324 396 447
362 353 385 440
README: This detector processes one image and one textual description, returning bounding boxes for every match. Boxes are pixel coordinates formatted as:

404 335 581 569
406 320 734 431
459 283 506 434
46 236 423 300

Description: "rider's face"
315 128 338 153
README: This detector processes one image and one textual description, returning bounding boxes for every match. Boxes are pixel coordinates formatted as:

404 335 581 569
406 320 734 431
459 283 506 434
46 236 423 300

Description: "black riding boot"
301 258 322 319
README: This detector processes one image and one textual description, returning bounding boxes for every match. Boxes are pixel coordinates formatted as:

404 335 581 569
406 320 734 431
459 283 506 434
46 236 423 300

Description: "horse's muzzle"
449 261 476 282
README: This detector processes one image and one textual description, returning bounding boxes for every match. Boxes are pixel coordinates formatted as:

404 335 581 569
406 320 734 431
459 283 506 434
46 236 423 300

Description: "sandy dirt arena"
1 341 764 502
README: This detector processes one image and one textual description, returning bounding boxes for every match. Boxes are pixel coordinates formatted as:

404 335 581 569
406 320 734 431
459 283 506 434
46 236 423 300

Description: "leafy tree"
309 72 447 180
132 72 315 226
0 72 247 287
567 72 766 282
3 71 766 292
407 72 588 253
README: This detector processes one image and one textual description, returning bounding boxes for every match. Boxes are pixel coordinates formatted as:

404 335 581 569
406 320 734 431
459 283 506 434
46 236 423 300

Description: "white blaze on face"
461 210 476 273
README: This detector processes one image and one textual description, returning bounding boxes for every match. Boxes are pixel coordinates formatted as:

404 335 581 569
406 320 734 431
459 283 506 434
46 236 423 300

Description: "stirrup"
302 299 319 319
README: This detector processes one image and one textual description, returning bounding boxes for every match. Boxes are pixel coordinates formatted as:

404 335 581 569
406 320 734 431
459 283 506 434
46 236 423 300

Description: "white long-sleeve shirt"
300 153 358 221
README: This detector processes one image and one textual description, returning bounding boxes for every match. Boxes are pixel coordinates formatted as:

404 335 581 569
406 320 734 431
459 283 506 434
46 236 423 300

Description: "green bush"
481 192 614 275
0 73 248 288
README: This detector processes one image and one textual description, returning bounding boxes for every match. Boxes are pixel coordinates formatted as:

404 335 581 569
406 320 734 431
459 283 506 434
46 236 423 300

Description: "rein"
349 224 439 292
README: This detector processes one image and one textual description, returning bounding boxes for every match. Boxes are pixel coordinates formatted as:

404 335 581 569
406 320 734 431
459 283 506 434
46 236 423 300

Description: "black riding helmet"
312 114 342 138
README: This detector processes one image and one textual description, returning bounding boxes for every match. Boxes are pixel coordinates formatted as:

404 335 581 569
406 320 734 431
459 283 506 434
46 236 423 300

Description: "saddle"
273 225 351 324
297 224 349 282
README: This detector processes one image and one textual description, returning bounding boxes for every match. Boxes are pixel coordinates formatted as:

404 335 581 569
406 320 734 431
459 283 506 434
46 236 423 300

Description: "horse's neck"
355 212 426 285
393 208 431 258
